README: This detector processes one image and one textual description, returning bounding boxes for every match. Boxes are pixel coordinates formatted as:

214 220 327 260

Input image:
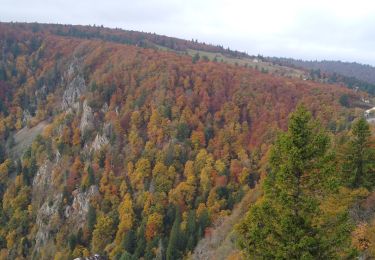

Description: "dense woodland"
0 22 248 59
0 23 373 259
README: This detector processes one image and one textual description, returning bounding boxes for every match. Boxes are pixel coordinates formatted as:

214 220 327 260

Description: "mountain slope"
0 22 249 58
0 22 366 259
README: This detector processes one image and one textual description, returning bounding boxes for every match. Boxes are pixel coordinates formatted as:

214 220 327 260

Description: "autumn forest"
0 22 373 259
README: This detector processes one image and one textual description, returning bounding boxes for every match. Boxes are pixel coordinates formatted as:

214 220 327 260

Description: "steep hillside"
0 22 310 81
4 22 375 95
0 23 367 259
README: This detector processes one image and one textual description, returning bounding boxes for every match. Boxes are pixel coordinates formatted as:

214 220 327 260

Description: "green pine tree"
192 52 200 64
87 165 95 186
343 118 375 189
237 105 344 259
87 205 96 233
186 210 197 251
122 229 136 255
119 251 133 260
134 223 146 258
166 209 181 260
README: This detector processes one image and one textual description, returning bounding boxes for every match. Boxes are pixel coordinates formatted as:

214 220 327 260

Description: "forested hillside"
269 57 375 95
0 23 373 259
0 22 249 58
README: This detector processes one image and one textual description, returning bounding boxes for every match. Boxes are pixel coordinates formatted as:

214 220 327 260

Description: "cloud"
1 0 375 65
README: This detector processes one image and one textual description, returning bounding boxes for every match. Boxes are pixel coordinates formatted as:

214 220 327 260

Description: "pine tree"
119 251 133 260
197 208 210 240
134 223 146 258
186 210 196 251
87 165 95 186
192 52 200 64
87 205 96 233
122 229 136 254
166 209 181 260
68 234 77 251
343 118 375 189
237 105 342 259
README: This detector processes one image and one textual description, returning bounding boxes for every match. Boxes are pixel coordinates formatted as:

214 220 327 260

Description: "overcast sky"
1 0 375 65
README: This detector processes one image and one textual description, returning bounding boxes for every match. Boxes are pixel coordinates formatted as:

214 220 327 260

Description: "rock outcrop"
64 185 99 230
33 161 62 250
91 122 112 151
34 175 100 251
22 109 32 124
91 133 109 151
80 99 94 136
35 193 63 249
62 58 87 110
73 254 106 260
62 74 86 110
32 161 54 207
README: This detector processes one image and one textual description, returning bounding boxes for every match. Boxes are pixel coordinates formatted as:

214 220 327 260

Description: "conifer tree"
343 118 375 189
121 229 136 255
134 223 146 258
186 210 197 251
87 205 96 233
237 105 342 259
87 165 95 186
166 209 181 260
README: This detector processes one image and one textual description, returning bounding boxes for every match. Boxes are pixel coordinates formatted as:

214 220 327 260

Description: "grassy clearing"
191 185 262 260
154 43 306 79
186 49 306 78
11 121 48 157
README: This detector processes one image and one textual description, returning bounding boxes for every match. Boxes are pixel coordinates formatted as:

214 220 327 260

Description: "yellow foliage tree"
115 193 134 244
130 158 151 191
152 162 173 193
145 212 163 241
92 215 115 254
0 159 11 182
169 181 195 209
183 161 196 185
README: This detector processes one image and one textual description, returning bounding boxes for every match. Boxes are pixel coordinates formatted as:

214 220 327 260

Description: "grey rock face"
73 254 107 260
80 99 94 136
35 193 63 249
32 161 53 207
22 109 32 124
61 58 87 110
91 133 109 151
91 122 112 151
62 74 86 110
101 103 109 113
65 186 99 229
32 161 62 250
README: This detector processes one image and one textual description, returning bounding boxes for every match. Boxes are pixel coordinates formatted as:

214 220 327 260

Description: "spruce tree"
134 223 146 258
122 229 136 254
343 118 374 189
166 209 181 260
119 251 133 260
237 105 339 259
192 52 200 64
186 210 197 251
87 165 95 186
87 205 96 233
